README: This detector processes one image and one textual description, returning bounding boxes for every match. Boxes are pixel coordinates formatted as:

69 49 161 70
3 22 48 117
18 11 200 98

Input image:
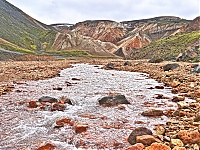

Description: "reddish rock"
148 142 171 150
124 143 144 150
195 89 200 97
141 108 164 116
29 100 38 108
51 103 66 111
56 118 74 126
171 81 181 88
178 130 200 144
36 143 56 150
136 135 162 146
75 124 88 133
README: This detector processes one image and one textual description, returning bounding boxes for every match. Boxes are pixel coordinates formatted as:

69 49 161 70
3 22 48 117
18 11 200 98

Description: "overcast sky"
6 0 200 24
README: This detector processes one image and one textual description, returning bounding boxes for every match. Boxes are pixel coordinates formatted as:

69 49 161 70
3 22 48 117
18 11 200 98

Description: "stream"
0 63 182 149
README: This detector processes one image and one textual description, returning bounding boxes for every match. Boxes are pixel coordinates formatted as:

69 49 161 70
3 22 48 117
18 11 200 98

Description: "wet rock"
36 143 56 150
59 96 73 105
148 142 171 150
172 96 185 102
53 87 63 91
39 96 58 103
28 100 38 108
106 62 115 69
51 103 66 111
75 124 88 133
128 127 152 145
163 63 180 71
172 146 186 150
124 61 132 66
141 108 164 117
99 94 130 107
170 139 184 148
72 78 81 81
149 56 164 63
136 135 162 146
178 130 200 144
124 143 144 150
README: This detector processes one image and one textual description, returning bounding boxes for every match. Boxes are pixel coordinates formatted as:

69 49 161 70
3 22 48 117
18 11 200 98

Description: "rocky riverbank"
0 59 199 150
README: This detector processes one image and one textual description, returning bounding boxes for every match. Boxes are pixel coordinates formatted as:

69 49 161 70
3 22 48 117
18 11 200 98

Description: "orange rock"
195 89 200 96
125 143 145 150
148 142 171 150
56 118 74 126
75 124 88 133
178 130 200 144
36 143 56 150
136 135 162 146
29 100 38 108
171 81 180 88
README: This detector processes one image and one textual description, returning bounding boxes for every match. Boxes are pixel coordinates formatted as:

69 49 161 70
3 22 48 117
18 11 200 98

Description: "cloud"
6 0 200 24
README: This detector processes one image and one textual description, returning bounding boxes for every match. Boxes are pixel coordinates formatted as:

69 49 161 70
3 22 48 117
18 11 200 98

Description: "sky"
6 0 200 25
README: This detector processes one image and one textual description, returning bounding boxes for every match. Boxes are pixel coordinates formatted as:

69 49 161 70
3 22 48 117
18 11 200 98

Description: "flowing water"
0 64 182 149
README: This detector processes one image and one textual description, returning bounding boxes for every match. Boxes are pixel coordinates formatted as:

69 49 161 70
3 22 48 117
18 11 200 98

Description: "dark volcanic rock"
106 62 115 69
149 56 164 63
128 127 152 145
39 96 58 103
163 63 180 71
124 61 132 66
99 95 130 106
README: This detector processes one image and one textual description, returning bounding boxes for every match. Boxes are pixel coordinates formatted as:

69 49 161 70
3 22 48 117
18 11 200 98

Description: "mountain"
0 0 199 60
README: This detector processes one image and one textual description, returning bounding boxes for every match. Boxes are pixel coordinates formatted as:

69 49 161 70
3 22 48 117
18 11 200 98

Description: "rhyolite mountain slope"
0 0 199 60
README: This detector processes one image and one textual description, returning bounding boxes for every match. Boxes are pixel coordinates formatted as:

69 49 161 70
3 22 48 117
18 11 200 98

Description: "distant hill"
0 0 199 61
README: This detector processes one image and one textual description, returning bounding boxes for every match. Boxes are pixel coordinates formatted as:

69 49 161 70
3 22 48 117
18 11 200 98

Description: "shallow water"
0 64 182 149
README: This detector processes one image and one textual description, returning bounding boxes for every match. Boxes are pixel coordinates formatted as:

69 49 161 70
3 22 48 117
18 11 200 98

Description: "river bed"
0 64 182 149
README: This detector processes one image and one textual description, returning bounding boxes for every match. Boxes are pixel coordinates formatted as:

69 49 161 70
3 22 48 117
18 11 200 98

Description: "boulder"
141 108 164 116
106 62 115 69
172 96 185 102
39 96 58 103
29 100 38 108
124 61 132 66
99 95 130 107
170 139 184 148
128 127 152 145
75 124 88 133
136 135 162 146
163 63 180 71
191 65 200 73
51 103 66 111
194 114 200 122
178 130 200 144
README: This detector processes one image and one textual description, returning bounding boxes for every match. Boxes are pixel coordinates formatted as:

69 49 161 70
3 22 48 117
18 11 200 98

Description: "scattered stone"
36 143 56 150
172 96 185 102
39 96 58 103
170 139 184 148
156 126 166 135
124 143 144 150
136 135 162 146
55 118 74 128
155 85 165 89
177 102 189 109
141 108 164 117
28 100 38 108
163 63 180 71
53 87 62 91
178 130 200 144
154 94 164 99
128 127 152 145
59 96 73 105
191 64 200 73
171 80 181 88
99 95 130 107
65 81 73 86
149 56 164 63
194 115 200 122
148 142 171 150
124 61 132 66
106 62 114 69
51 103 66 111
75 124 88 133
